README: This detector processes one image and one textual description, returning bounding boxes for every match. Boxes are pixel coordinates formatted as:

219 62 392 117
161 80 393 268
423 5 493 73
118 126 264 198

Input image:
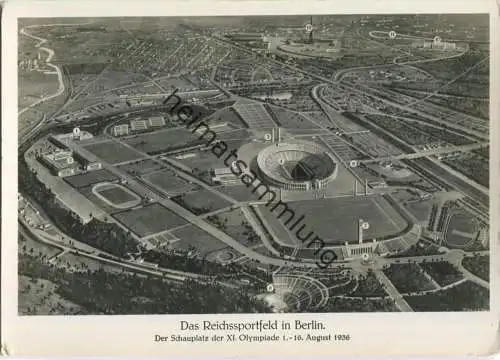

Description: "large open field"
173 189 232 215
123 128 204 154
207 208 258 247
113 203 188 238
258 194 409 246
170 225 229 257
93 183 141 209
83 140 145 164
116 159 166 176
142 169 200 196
445 210 479 248
64 169 118 188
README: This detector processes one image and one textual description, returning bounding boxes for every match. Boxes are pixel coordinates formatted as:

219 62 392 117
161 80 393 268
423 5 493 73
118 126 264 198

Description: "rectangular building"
113 124 130 137
73 150 102 172
130 119 148 132
40 151 77 177
148 116 166 127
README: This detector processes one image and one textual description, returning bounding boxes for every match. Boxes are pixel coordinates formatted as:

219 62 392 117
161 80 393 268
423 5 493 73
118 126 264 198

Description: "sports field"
445 211 478 248
142 169 199 196
113 203 188 238
178 189 232 214
259 194 409 246
93 183 141 208
116 159 166 175
124 128 204 154
83 141 145 164
64 169 118 188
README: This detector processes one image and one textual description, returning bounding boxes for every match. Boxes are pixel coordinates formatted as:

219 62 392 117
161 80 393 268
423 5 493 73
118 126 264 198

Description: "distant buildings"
412 39 458 51
112 124 130 137
113 116 167 136
148 116 166 127
130 119 148 132
212 168 240 185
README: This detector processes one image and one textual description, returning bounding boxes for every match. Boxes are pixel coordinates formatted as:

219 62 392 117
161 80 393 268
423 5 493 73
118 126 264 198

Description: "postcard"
2 0 499 357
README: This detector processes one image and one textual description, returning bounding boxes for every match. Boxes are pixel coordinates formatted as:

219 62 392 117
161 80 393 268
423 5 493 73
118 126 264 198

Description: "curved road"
19 27 65 116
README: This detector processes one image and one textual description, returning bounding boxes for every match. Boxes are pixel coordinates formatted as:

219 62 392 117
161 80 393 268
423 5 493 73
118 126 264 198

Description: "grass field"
176 189 232 214
214 184 257 202
124 128 204 154
113 203 188 237
117 159 166 176
142 169 199 196
65 169 119 188
95 185 139 205
78 185 121 214
259 194 408 246
445 211 478 247
83 141 145 164
174 149 226 170
207 208 258 247
405 200 433 223
170 225 229 257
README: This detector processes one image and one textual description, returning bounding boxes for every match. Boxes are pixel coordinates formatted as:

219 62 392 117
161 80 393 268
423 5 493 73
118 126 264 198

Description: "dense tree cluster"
19 254 271 315
419 261 463 286
312 297 397 313
404 281 489 311
350 271 388 297
462 255 489 282
383 263 435 293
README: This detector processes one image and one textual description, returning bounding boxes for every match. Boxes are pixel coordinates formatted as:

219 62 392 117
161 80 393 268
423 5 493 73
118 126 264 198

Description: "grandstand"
148 116 166 127
130 119 148 132
112 124 130 137
257 141 338 191
232 102 277 129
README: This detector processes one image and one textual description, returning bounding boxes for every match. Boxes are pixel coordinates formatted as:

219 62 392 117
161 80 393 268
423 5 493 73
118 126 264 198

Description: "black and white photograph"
3 1 499 357
17 13 491 315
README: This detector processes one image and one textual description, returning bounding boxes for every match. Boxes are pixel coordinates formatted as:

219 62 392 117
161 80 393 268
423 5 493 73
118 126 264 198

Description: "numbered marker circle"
361 222 370 230
305 24 313 32
434 36 442 43
361 253 370 261
264 133 272 141
349 160 358 168
279 159 285 165
266 284 274 292
388 30 397 39
73 127 81 136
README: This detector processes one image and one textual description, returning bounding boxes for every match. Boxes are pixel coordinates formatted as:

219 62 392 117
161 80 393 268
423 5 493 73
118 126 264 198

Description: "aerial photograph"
18 14 490 315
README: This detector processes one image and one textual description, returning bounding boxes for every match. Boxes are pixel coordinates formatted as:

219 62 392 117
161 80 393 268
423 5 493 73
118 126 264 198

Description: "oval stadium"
256 141 338 191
